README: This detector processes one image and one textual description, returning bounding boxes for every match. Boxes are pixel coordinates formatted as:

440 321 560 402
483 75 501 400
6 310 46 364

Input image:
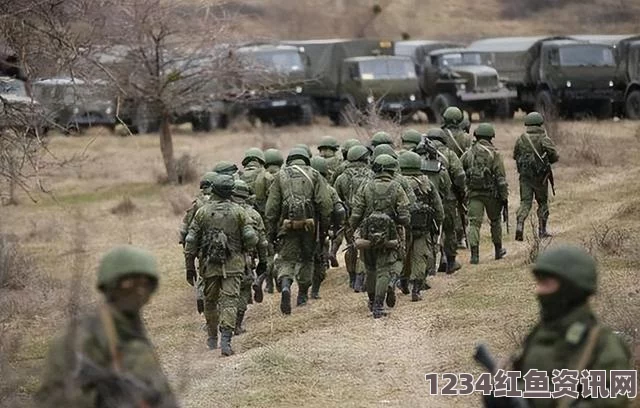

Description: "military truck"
614 35 640 119
469 36 621 119
0 77 47 135
31 78 117 133
283 39 423 125
232 43 313 126
393 40 516 122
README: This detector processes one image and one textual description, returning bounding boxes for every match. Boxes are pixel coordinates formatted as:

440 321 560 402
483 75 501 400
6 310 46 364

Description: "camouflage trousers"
402 234 432 283
362 249 397 299
443 199 458 257
468 195 502 247
277 230 315 288
203 274 241 336
237 272 253 315
516 177 549 224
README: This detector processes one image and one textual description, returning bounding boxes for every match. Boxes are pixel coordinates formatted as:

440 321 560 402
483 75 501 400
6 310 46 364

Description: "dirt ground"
2 119 639 407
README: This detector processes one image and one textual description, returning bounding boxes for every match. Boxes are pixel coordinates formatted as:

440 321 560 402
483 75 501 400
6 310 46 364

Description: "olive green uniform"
442 126 472 158
423 160 452 274
461 138 508 249
241 161 273 217
513 125 559 229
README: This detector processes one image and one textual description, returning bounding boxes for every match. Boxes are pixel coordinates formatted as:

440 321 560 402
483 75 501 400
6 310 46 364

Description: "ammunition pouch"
283 218 315 232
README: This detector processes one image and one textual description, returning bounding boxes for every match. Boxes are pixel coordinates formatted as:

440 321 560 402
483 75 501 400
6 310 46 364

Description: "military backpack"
202 201 234 264
360 182 398 248
516 133 548 178
466 143 496 192
408 176 435 236
280 165 316 231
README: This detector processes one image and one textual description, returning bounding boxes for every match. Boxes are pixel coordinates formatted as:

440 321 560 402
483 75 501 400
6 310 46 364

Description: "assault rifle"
541 152 556 196
502 200 509 234
473 344 529 408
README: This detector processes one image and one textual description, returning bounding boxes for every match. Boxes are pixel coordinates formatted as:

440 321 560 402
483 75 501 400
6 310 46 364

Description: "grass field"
1 118 639 407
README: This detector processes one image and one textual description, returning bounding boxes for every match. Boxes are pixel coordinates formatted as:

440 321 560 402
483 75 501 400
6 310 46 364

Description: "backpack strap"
444 128 465 156
291 164 313 184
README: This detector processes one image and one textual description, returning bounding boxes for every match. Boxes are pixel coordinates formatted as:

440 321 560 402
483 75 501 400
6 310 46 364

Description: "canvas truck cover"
393 40 463 64
468 36 573 85
283 39 388 98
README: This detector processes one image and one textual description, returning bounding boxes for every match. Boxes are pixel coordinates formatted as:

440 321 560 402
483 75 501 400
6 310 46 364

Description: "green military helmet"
443 106 463 126
460 111 471 133
398 151 422 170
371 131 393 147
232 179 251 199
242 147 265 167
97 245 159 293
318 135 339 151
372 153 398 173
524 111 544 126
473 123 495 139
425 128 447 142
210 173 236 198
212 160 239 175
372 143 398 160
310 156 328 176
347 145 370 162
287 146 311 165
264 148 284 167
200 171 217 190
293 143 312 158
341 138 361 152
401 128 423 146
533 245 597 295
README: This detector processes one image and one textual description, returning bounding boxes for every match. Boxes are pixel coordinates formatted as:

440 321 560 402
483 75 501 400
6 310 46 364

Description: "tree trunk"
159 111 177 184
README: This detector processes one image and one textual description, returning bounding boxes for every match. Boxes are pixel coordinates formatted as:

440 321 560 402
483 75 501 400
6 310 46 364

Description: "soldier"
370 130 394 148
460 111 471 134
265 147 332 315
484 245 632 408
178 172 216 246
317 135 342 180
184 174 258 355
399 151 444 300
240 147 273 217
461 123 508 265
212 160 240 177
264 148 284 175
424 128 467 273
35 246 179 408
335 145 374 290
400 128 423 153
331 138 362 185
514 112 559 241
293 143 313 158
441 106 472 158
310 156 346 299
231 180 268 336
350 154 410 318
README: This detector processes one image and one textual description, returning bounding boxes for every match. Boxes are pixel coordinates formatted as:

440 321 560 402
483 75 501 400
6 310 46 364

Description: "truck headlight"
73 107 80 114
458 83 466 91
105 107 113 115
367 96 374 104
295 86 303 94
409 94 416 102
566 81 572 88
609 81 614 87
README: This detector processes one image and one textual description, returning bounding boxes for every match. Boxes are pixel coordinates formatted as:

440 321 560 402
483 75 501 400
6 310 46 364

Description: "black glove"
256 261 267 276
186 268 196 286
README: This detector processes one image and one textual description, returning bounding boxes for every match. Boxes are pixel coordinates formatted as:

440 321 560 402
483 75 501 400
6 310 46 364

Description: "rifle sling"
523 133 545 164
445 128 465 156
99 303 123 372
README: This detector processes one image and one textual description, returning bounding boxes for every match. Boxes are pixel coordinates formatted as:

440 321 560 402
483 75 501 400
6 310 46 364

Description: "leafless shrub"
0 233 32 291
582 223 629 260
167 192 192 216
110 195 137 216
524 218 553 265
550 124 603 166
342 98 403 146
175 153 199 185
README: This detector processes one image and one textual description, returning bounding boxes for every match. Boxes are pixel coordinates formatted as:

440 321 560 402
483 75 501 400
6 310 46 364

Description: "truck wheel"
431 93 456 123
625 90 640 119
535 91 557 120
298 104 313 126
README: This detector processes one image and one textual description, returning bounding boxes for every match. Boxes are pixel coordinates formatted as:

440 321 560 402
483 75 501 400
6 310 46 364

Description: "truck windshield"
0 79 27 96
359 59 416 79
247 50 304 73
440 52 483 67
559 45 615 67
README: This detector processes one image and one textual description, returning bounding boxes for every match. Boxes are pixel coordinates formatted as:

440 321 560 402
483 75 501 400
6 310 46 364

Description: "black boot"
515 221 524 242
372 297 387 319
265 277 274 294
280 278 292 315
367 293 375 312
446 255 461 274
385 285 396 308
234 311 246 336
411 280 423 302
354 273 365 293
297 285 309 306
348 271 356 289
494 243 507 260
470 246 479 265
220 328 234 356
311 278 321 300
252 278 264 304
398 277 410 295
539 218 552 238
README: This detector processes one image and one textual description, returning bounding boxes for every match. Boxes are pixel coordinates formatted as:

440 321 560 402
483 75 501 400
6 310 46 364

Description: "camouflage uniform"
317 136 344 267
263 148 284 293
264 148 284 175
399 128 423 154
513 112 559 241
350 154 410 318
399 152 444 300
240 148 273 217
178 172 216 246
461 123 508 264
35 246 178 408
488 246 632 408
334 145 374 289
331 138 362 185
265 148 332 315
184 174 258 355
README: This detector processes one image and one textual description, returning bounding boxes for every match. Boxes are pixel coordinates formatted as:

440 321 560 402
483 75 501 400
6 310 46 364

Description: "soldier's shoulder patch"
566 321 588 345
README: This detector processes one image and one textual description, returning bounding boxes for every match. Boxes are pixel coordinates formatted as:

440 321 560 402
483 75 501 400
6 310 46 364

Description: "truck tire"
298 103 313 126
625 90 640 120
431 93 456 123
535 90 556 120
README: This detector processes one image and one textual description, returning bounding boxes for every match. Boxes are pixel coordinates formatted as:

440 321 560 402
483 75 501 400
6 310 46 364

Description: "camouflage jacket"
402 171 444 230
513 126 559 180
320 151 343 182
35 304 178 408
265 164 281 175
240 201 268 264
424 162 453 203
393 171 418 209
241 162 273 217
179 192 211 245
443 127 472 158
334 162 374 212
431 140 466 200
511 304 632 408
330 159 350 186
461 138 508 201
264 159 333 239
184 195 257 277
349 173 411 230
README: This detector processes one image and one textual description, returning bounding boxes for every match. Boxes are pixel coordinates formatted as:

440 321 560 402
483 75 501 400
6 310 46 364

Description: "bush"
0 233 30 291
110 195 137 216
582 223 630 260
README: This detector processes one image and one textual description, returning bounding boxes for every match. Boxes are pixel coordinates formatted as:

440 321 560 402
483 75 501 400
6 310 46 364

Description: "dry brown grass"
2 119 640 407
